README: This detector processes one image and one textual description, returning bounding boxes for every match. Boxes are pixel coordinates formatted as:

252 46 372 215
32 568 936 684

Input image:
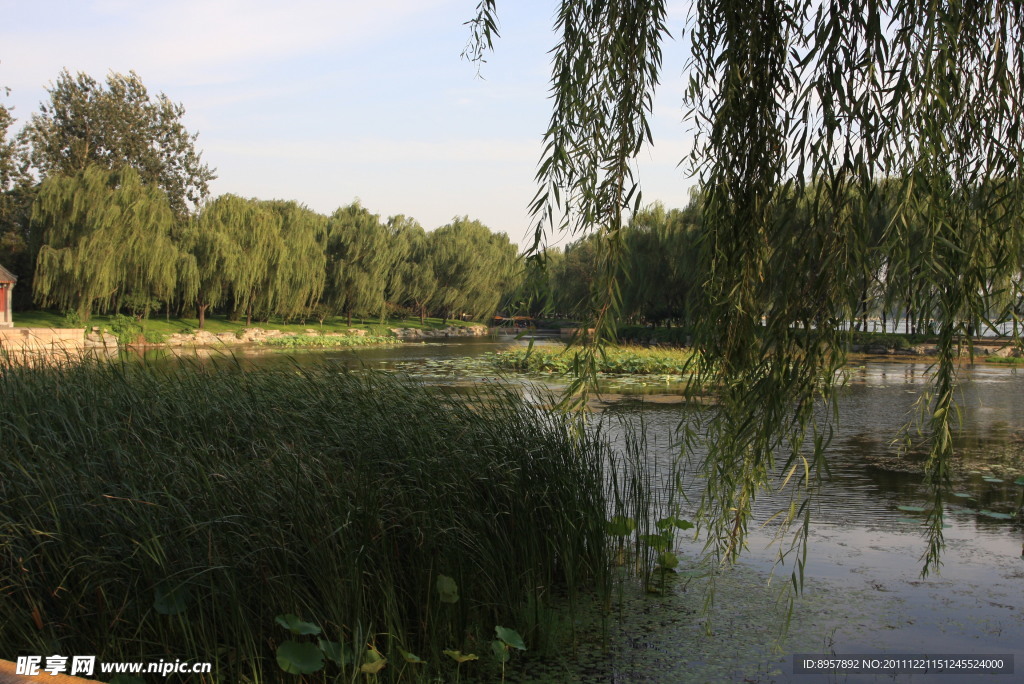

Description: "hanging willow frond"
468 1 1024 578
32 165 179 320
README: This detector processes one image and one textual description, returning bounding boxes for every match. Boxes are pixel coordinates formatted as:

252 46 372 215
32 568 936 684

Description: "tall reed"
0 357 617 682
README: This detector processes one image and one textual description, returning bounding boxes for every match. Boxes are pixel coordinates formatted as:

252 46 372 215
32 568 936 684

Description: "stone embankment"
0 327 117 352
389 325 488 339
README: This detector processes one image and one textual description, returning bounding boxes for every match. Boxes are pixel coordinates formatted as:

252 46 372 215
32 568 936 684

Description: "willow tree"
325 202 391 326
397 221 438 325
429 217 519 324
382 214 418 317
259 201 327 322
467 1 1024 576
32 165 179 321
185 195 284 327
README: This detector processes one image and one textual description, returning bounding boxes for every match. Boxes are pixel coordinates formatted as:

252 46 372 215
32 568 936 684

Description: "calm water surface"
140 336 1024 682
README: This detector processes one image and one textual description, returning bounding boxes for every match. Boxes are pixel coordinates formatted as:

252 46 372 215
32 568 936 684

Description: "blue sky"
1 1 695 248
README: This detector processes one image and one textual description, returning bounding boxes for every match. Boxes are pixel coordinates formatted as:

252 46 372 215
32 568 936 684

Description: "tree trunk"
198 303 208 330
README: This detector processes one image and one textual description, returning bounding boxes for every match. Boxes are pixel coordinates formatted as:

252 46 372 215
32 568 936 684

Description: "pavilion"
0 264 16 328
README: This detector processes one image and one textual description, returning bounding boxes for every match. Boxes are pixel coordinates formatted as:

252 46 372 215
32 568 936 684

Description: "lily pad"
153 583 189 615
897 505 927 513
656 515 695 531
896 517 923 524
399 648 424 664
982 477 1004 483
495 626 526 651
436 574 459 604
318 639 352 666
606 515 636 536
657 551 680 571
360 648 387 675
951 492 972 498
276 640 324 675
443 650 479 663
1015 476 1024 486
640 532 672 551
275 614 321 636
978 510 1014 520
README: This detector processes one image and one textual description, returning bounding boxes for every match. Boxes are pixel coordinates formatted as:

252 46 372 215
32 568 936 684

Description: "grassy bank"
13 310 482 337
0 359 628 682
489 343 696 376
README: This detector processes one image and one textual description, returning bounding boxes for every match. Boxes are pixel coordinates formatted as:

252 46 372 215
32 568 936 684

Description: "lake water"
137 335 1024 682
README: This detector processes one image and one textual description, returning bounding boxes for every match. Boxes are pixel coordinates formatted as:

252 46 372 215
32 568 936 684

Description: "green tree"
20 70 215 218
504 247 564 320
381 214 418 318
187 195 283 327
397 222 438 325
551 237 598 320
429 217 518 324
31 165 179 321
259 200 328 322
467 1 1024 575
325 202 391 326
0 89 34 306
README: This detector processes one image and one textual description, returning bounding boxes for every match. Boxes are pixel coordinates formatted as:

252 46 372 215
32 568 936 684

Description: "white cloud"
0 0 458 90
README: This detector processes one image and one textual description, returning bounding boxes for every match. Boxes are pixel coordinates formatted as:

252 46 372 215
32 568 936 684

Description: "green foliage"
435 574 460 604
985 356 1024 366
605 515 636 537
31 165 179 321
494 626 526 652
258 333 399 348
31 169 165 318
468 0 1024 580
20 69 215 217
852 332 912 351
275 614 322 636
0 361 616 681
428 217 519 323
276 640 324 675
60 308 83 328
490 344 695 376
326 202 393 323
108 313 142 345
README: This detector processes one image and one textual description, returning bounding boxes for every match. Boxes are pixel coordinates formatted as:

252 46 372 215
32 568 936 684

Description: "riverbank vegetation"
13 309 479 340
0 358 670 682
490 343 696 376
258 333 401 348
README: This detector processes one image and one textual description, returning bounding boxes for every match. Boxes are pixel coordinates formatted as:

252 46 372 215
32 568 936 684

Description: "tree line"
0 70 519 326
515 191 1024 338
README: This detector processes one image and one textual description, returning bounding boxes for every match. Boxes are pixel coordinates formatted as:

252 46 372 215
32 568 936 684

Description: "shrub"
108 313 143 345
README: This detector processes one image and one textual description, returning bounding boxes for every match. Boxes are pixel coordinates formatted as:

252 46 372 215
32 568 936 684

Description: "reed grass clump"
0 357 613 682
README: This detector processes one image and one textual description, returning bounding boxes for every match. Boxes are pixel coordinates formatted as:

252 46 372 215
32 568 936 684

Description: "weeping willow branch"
468 1 1024 579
